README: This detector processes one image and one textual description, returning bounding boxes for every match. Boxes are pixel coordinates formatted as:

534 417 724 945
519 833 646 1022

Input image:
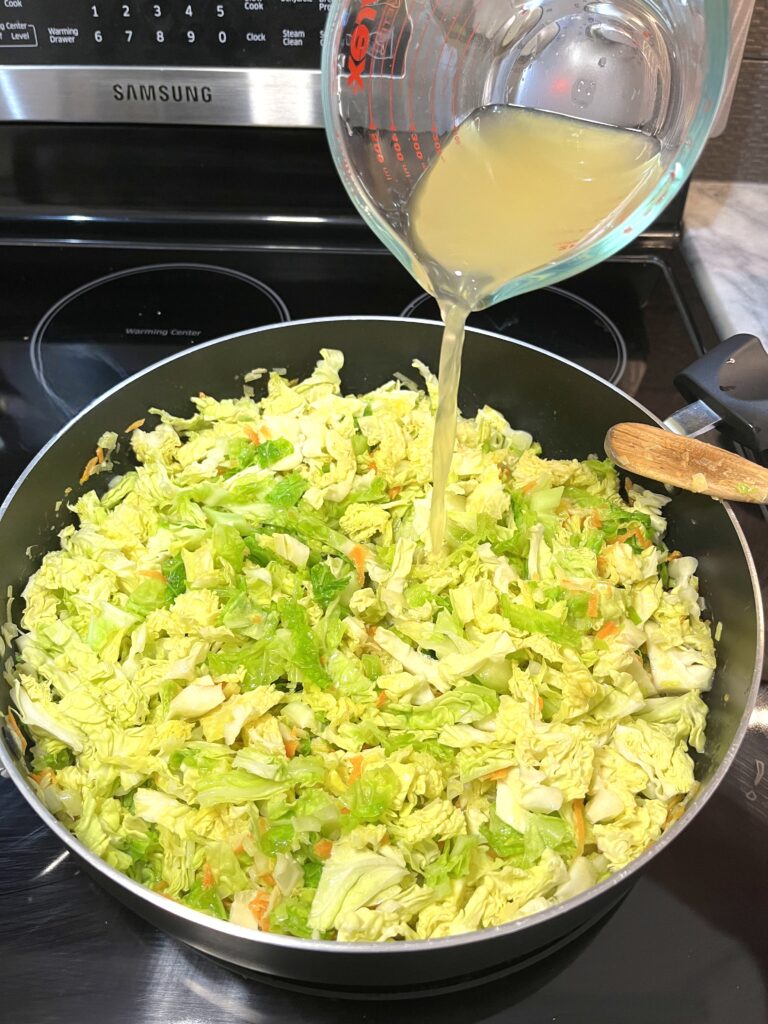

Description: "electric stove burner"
29 263 289 418
401 286 628 385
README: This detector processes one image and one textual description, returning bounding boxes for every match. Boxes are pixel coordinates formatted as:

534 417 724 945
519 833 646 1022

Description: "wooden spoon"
604 422 768 503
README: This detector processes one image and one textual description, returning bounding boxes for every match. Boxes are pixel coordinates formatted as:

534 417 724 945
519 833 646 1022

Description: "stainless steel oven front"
0 0 325 126
0 0 756 130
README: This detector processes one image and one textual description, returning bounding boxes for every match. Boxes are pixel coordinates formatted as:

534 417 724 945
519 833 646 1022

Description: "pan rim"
0 314 763 960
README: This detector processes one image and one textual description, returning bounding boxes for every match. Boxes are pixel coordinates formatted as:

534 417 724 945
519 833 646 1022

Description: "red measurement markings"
369 129 394 180
409 129 425 167
390 131 412 178
407 0 442 149
369 129 385 164
368 0 396 136
428 0 464 164
387 0 411 139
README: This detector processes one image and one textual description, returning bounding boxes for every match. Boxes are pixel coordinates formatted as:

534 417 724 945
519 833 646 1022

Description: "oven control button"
0 20 37 46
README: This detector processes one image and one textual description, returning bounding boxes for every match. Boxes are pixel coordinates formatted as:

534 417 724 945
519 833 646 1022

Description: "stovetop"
0 231 766 1023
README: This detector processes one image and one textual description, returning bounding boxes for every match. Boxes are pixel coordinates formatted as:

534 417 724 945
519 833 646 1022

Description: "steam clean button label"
0 20 37 45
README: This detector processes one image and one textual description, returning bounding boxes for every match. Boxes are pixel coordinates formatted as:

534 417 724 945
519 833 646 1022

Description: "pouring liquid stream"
406 106 663 552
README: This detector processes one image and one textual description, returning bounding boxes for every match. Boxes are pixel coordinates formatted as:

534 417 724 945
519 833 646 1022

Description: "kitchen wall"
695 4 767 182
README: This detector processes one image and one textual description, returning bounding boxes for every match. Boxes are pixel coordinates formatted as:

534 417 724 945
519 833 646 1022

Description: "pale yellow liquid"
406 106 663 551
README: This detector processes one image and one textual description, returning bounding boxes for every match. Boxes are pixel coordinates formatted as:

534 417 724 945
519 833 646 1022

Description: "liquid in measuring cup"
408 106 663 551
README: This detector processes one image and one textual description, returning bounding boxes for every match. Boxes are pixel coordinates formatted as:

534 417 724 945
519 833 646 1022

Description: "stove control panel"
0 0 328 69
0 0 334 126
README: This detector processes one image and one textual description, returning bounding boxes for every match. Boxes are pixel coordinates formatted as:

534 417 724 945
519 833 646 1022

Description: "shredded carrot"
484 768 509 782
233 840 245 855
587 592 599 618
349 545 367 587
79 455 98 485
347 754 364 783
95 446 104 465
249 892 270 914
202 863 214 890
379 833 390 846
369 458 377 472
6 711 27 753
248 891 271 926
667 550 681 561
572 799 585 856
537 695 544 712
244 426 261 445
590 510 602 528
340 807 350 815
124 418 145 433
251 613 263 624
139 569 167 582
365 623 377 638
313 839 333 860
596 620 620 641
29 768 54 785
284 732 299 759
388 486 401 500
198 391 207 399
260 424 272 440
521 481 536 494
616 527 651 549
376 690 388 708
260 873 276 887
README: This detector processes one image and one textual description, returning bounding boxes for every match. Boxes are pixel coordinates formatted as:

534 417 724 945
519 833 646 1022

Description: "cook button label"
0 20 37 45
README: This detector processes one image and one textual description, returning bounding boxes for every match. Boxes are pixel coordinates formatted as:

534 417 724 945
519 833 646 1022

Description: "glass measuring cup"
321 0 729 309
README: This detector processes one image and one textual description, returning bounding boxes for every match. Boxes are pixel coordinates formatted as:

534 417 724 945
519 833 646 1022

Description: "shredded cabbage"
8 349 714 942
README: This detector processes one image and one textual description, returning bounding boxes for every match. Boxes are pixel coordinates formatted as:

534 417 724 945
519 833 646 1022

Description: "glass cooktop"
0 238 766 1023
0 244 726 486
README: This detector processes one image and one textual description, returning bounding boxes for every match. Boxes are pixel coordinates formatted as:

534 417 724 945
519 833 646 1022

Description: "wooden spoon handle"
604 422 768 503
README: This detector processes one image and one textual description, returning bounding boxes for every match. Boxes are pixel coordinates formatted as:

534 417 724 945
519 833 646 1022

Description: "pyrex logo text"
346 0 378 92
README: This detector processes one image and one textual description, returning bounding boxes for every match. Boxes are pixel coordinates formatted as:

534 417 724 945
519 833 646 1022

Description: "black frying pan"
0 318 762 994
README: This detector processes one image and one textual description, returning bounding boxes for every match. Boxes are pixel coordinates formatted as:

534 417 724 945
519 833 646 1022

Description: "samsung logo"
112 83 213 103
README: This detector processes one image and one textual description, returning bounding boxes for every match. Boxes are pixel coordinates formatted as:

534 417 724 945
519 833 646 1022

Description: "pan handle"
665 334 768 452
